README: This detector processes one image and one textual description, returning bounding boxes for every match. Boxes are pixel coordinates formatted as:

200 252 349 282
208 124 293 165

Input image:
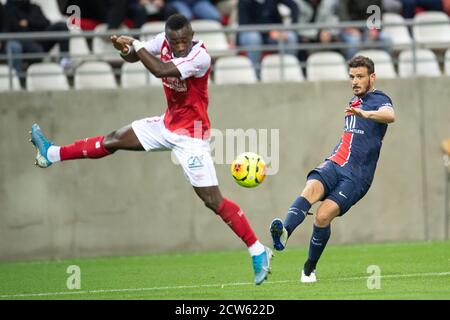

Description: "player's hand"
111 35 127 53
345 106 368 119
111 35 136 54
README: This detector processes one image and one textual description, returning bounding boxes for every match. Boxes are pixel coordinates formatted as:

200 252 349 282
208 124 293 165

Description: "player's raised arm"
345 105 396 124
111 35 140 63
133 41 181 78
112 34 181 78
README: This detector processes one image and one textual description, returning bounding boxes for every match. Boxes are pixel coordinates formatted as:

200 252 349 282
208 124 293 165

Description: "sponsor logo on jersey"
163 77 187 92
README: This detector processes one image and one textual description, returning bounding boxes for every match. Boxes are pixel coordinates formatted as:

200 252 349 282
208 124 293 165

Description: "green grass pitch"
0 241 449 300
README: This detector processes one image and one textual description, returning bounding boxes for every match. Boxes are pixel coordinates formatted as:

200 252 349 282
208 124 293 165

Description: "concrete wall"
1 77 449 261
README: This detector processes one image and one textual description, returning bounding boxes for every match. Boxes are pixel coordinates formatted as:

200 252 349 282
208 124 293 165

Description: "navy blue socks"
307 224 331 268
284 196 311 236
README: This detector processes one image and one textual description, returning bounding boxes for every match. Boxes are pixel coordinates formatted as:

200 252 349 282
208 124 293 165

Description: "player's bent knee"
203 197 221 212
103 131 121 153
314 213 332 227
302 180 324 204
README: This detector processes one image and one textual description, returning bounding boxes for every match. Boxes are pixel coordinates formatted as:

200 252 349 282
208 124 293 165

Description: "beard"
354 80 372 97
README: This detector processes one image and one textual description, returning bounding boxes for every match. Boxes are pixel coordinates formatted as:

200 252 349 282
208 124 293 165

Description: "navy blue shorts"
307 160 370 216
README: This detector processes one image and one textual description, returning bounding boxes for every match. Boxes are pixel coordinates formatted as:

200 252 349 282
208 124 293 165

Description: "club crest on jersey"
188 155 204 169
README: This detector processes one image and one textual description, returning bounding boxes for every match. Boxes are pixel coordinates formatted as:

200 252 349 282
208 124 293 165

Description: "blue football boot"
270 218 288 251
29 124 53 168
252 246 273 285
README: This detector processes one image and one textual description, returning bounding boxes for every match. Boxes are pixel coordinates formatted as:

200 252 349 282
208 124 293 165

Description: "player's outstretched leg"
29 123 143 168
270 180 324 251
29 123 112 168
30 124 54 168
194 186 273 285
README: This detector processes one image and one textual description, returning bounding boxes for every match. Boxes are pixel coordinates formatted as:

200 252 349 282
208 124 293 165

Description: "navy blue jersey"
328 89 393 186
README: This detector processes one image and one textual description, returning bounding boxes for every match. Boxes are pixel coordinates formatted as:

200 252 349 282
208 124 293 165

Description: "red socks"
60 136 111 161
216 198 258 247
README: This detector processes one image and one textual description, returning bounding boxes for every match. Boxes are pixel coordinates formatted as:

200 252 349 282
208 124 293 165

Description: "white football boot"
301 269 317 283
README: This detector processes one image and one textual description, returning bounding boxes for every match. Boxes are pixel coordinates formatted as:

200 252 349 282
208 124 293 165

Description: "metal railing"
1 18 450 90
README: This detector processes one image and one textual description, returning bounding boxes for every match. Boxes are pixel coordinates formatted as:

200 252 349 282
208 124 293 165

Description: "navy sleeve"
373 93 394 111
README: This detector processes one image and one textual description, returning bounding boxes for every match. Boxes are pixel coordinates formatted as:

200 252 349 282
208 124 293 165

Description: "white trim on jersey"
143 32 211 80
171 42 211 80
143 32 166 56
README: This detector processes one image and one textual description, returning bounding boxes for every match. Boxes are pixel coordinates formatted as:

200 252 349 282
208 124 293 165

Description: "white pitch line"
1 271 449 299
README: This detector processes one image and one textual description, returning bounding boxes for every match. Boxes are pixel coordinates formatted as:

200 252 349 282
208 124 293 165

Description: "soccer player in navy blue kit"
270 56 396 283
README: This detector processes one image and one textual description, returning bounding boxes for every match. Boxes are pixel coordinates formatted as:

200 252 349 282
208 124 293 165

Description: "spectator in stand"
167 0 222 21
0 2 4 54
382 0 403 14
137 0 178 22
212 0 236 25
61 0 148 30
238 0 300 78
107 0 177 28
294 0 340 62
399 0 448 19
3 0 71 79
338 0 392 59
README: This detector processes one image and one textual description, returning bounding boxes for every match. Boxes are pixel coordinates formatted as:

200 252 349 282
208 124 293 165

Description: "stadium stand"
92 23 130 63
190 19 231 58
214 55 257 84
382 13 413 50
140 21 166 42
306 51 348 81
260 53 304 82
74 61 117 90
121 62 161 88
354 50 397 79
69 29 93 65
0 65 21 91
413 11 450 48
26 62 69 91
398 49 441 77
31 0 65 23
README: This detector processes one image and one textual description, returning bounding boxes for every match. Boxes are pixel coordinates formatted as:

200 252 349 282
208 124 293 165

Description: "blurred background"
0 0 449 262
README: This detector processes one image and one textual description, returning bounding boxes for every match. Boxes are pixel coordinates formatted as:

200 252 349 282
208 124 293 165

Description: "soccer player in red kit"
30 14 272 285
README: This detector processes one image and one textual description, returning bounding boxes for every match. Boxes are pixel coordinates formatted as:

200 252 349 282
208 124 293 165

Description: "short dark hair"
348 56 375 75
165 14 191 32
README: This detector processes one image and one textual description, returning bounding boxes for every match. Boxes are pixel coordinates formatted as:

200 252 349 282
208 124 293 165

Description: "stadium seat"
190 20 232 58
261 54 304 82
306 51 348 81
70 29 92 64
354 50 397 79
32 0 65 23
214 56 257 84
398 49 441 77
0 65 21 91
413 11 450 47
74 61 117 90
121 62 161 88
26 62 69 91
382 13 413 50
92 24 129 63
445 49 450 76
140 22 166 42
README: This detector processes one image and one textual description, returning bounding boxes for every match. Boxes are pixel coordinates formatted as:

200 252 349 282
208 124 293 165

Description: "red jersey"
143 33 211 139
